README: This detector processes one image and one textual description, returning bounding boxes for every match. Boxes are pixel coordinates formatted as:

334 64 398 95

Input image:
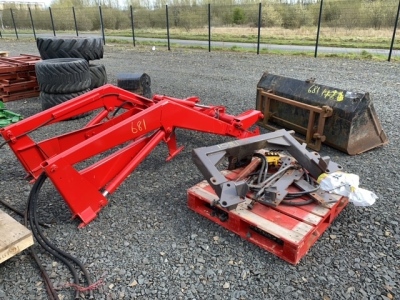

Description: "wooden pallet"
0 55 40 102
0 70 36 81
187 172 348 265
0 90 40 102
0 78 39 94
0 209 34 263
0 55 40 74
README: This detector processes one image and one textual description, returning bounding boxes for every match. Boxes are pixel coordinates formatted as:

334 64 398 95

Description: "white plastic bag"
318 171 377 206
348 187 378 206
318 171 359 197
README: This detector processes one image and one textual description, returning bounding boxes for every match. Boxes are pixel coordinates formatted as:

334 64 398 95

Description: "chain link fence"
0 0 399 60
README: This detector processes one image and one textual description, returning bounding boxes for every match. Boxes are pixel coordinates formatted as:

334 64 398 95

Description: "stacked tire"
35 58 91 112
35 36 107 116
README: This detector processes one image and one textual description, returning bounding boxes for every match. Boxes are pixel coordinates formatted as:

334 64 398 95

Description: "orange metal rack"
0 54 41 102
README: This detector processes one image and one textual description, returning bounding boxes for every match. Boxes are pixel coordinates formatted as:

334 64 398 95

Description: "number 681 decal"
131 119 147 134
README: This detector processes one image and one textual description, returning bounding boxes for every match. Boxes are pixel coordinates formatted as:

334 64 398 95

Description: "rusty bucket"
255 72 388 155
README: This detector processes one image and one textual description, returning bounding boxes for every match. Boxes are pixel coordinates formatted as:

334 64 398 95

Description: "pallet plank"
0 90 40 102
0 79 38 94
192 185 310 244
0 55 40 74
200 183 314 241
0 209 34 263
0 71 35 81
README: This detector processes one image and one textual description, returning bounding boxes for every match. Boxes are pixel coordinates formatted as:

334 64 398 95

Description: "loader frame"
1 84 263 227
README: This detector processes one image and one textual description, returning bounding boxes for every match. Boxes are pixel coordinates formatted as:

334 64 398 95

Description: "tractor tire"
36 36 104 61
35 58 90 94
40 89 92 119
89 64 107 90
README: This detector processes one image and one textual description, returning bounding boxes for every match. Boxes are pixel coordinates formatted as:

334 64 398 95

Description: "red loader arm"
1 84 263 227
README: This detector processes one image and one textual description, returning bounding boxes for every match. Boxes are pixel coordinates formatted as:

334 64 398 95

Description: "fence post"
257 2 261 55
49 7 56 36
72 7 79 36
0 9 4 37
99 5 105 45
388 0 400 62
314 0 323 58
130 5 135 47
208 3 211 52
166 5 170 51
10 8 18 39
28 6 36 40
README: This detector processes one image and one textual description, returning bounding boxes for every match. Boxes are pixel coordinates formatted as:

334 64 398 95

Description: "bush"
232 7 246 25
277 4 312 29
50 7 75 31
101 8 130 30
1 1 399 33
335 1 362 29
75 10 94 31
133 8 165 29
170 6 207 31
262 5 283 27
31 9 52 31
322 2 341 25
360 0 395 29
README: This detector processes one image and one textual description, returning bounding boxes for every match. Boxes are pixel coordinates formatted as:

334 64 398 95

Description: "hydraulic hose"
27 173 94 299
248 162 320 206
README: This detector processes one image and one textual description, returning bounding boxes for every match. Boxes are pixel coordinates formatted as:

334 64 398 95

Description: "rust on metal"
256 72 388 155
0 55 41 102
0 90 40 102
235 152 263 182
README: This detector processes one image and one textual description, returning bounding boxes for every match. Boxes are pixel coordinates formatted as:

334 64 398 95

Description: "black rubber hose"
28 174 80 299
28 247 58 300
281 198 314 206
29 173 94 299
285 186 319 198
112 100 131 117
284 167 319 197
252 153 268 185
0 198 50 228
24 192 59 300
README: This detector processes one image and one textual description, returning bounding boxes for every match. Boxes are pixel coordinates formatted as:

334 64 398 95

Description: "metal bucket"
256 72 388 155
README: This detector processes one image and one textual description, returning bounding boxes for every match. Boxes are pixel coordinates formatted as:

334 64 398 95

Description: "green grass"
102 27 399 50
2 29 398 62
2 27 399 51
107 38 397 62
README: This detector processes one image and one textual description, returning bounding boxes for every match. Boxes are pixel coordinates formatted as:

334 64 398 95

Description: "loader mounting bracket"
192 129 342 210
256 89 332 151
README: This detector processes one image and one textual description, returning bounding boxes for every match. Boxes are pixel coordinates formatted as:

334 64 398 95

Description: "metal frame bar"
256 89 333 151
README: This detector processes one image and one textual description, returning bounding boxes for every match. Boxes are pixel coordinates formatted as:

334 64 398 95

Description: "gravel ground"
0 40 399 300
